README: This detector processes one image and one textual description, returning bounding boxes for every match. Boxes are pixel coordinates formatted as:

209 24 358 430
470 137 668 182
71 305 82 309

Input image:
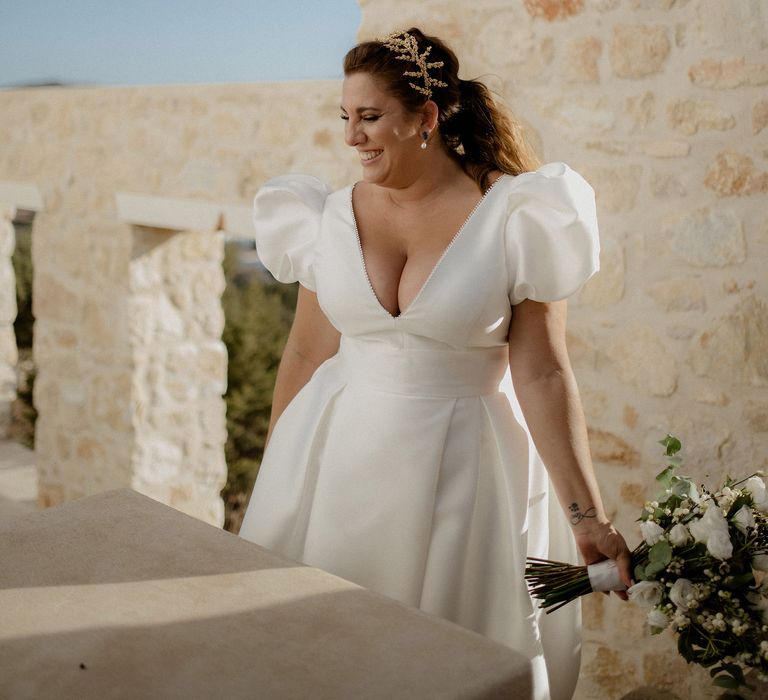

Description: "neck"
379 143 470 208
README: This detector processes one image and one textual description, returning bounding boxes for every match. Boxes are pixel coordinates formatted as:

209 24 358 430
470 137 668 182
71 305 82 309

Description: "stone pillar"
0 204 17 438
29 189 231 527
118 193 233 526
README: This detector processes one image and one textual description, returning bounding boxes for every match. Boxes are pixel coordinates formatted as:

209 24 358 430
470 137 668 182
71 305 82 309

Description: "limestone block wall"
358 1 767 697
0 205 17 436
0 82 359 526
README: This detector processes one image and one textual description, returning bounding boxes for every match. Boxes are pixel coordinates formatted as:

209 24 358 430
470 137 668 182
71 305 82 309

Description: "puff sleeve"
504 161 600 306
252 174 334 292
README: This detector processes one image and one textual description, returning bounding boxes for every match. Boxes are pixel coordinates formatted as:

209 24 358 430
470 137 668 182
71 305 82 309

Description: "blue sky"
0 1 361 89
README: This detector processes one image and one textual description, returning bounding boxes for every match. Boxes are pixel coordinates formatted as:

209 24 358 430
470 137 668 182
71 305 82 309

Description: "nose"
344 118 364 148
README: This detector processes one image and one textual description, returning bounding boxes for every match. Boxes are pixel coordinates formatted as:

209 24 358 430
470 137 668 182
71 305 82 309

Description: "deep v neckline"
350 174 509 319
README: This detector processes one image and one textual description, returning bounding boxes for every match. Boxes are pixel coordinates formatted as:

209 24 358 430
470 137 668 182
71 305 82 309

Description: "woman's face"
340 72 423 186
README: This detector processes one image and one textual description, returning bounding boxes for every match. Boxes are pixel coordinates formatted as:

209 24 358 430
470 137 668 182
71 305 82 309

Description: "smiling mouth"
360 149 383 163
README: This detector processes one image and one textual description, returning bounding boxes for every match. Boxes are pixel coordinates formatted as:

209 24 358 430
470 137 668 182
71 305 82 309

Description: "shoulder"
502 161 595 207
251 174 348 291
254 173 340 213
502 161 600 305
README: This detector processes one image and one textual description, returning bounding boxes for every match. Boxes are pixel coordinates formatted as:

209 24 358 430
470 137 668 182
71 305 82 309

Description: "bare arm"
508 298 632 594
266 284 341 449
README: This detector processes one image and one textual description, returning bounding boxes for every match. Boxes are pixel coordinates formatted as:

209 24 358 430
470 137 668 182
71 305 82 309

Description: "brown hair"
343 27 541 192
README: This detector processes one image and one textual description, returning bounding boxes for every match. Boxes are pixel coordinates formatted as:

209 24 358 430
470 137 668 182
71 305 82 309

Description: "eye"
363 115 380 122
340 114 349 121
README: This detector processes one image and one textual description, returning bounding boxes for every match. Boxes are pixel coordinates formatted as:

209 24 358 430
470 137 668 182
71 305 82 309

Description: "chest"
314 182 513 348
351 186 489 318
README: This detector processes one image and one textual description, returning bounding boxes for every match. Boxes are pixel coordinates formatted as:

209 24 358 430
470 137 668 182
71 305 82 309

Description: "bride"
239 27 632 700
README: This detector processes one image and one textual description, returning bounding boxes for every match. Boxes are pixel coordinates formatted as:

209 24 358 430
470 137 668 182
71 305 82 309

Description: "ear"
420 100 439 131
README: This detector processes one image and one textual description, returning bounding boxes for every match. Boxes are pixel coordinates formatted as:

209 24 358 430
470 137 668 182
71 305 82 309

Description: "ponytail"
440 79 540 192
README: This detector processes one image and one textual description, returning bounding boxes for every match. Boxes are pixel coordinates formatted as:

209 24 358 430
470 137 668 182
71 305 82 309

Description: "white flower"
753 554 768 572
688 499 729 544
688 482 701 504
707 530 733 560
669 578 694 611
745 476 768 512
717 486 738 510
640 520 665 546
669 523 691 547
732 504 756 534
628 580 663 608
647 607 670 630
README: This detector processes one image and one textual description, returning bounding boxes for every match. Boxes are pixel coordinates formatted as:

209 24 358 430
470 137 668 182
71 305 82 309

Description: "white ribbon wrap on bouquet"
587 559 627 592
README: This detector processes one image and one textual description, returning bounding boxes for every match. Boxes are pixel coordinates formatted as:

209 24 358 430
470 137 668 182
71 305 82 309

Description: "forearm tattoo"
569 502 597 525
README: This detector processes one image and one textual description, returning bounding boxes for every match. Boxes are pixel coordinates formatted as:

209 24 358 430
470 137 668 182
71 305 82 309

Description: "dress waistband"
336 335 508 398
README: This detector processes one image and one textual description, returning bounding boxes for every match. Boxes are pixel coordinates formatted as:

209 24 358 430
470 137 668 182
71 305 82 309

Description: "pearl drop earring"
421 131 429 149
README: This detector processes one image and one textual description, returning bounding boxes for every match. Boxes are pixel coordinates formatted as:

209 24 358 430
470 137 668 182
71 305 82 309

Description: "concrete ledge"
115 192 252 237
115 192 222 232
220 202 254 239
0 488 532 699
0 181 44 211
0 440 37 527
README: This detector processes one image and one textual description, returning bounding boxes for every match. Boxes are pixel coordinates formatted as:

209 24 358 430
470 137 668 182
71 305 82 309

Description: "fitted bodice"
251 161 601 352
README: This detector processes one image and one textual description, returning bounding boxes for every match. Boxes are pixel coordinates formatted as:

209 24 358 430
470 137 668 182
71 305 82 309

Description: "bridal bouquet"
525 435 768 693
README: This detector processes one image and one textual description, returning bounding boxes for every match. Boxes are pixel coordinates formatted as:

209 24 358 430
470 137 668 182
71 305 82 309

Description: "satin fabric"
239 161 600 700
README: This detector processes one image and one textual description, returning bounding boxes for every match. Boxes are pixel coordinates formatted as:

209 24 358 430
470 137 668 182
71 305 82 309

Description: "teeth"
361 150 382 161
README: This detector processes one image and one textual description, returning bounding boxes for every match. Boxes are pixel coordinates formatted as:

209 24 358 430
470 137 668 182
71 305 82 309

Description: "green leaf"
644 559 666 577
724 571 755 589
659 434 682 456
648 540 672 566
670 477 695 499
634 563 647 581
712 675 740 689
727 494 751 518
656 465 675 488
678 630 695 663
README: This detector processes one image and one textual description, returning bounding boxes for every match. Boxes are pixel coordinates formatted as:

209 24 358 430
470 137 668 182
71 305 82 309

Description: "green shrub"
220 242 296 533
9 222 36 447
11 222 34 350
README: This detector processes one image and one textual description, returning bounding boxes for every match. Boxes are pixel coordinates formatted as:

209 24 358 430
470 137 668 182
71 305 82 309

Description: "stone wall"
0 0 765 696
128 224 228 522
355 1 767 697
0 83 360 526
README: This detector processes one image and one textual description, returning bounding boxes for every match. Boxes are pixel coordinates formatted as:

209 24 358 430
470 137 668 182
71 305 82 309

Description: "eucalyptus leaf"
712 675 740 689
644 559 666 577
671 477 695 499
659 434 682 455
634 563 647 581
649 540 672 566
678 631 695 663
656 465 675 486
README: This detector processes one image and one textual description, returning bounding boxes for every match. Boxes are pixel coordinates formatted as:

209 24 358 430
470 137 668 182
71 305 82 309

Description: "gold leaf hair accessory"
380 30 448 100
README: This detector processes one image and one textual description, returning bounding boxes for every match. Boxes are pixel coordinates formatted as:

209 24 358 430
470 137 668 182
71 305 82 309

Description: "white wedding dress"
238 161 601 700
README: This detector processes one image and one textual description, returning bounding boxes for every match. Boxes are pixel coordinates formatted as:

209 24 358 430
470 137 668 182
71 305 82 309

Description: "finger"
615 550 633 588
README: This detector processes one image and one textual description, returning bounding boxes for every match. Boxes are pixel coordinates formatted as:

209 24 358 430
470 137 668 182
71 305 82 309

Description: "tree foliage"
9 222 36 447
220 242 296 532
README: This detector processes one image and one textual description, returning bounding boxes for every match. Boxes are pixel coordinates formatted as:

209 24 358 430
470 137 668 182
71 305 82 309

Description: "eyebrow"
339 106 382 113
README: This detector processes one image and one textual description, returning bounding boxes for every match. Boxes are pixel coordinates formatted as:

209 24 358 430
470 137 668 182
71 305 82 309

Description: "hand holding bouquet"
525 435 768 694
